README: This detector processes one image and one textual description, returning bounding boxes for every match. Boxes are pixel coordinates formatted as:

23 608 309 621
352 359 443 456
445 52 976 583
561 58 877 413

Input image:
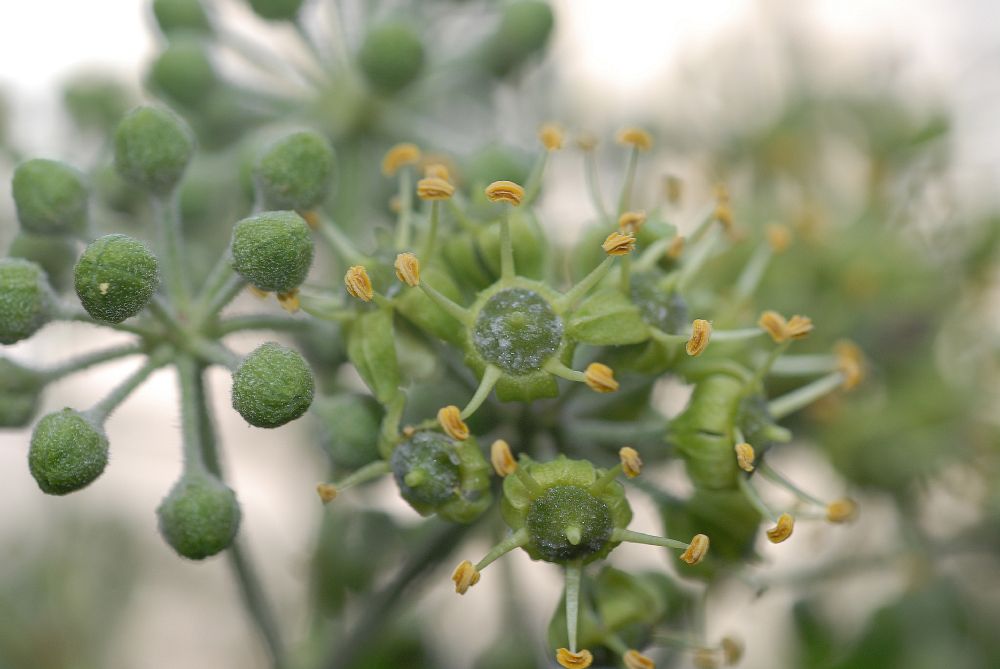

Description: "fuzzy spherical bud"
254 130 335 211
231 342 315 428
358 23 425 94
0 258 56 345
12 159 89 237
114 105 195 195
483 1 554 77
157 472 241 559
312 393 381 469
74 234 159 323
247 0 304 21
148 39 218 110
230 211 314 293
28 408 109 495
63 76 131 134
152 0 212 36
0 356 43 428
8 233 78 291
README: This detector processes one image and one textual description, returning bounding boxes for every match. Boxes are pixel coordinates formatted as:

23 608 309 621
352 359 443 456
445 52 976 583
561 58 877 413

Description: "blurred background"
0 1 998 668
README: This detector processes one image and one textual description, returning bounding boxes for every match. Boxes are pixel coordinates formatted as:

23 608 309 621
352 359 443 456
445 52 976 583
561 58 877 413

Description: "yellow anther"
686 319 712 356
734 442 755 472
665 174 683 205
402 425 416 438
248 285 269 299
826 498 859 523
602 231 636 256
714 182 730 203
539 122 564 150
394 252 421 287
618 210 647 235
624 649 655 669
616 127 653 151
584 362 619 393
766 513 795 544
484 180 525 206
680 533 710 565
300 210 320 230
758 310 813 343
276 289 300 314
381 142 421 176
575 132 598 151
667 235 685 259
693 649 720 669
556 648 594 669
490 439 518 477
316 483 338 503
619 446 642 478
766 224 792 253
423 162 451 181
785 315 814 340
720 637 743 666
834 339 865 390
438 405 470 441
714 202 734 232
451 560 480 594
344 265 374 302
416 176 455 201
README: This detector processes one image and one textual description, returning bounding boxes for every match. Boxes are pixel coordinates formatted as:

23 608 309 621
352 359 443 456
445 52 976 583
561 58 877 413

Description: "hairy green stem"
87 348 169 423
40 343 145 383
211 315 312 336
153 193 190 310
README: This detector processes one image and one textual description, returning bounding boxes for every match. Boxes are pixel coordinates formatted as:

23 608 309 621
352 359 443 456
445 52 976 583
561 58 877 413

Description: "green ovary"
472 288 562 374
525 485 613 562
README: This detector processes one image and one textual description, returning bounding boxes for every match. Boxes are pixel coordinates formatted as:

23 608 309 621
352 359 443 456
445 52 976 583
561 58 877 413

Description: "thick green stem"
211 315 312 336
201 275 249 320
40 343 145 384
153 193 190 310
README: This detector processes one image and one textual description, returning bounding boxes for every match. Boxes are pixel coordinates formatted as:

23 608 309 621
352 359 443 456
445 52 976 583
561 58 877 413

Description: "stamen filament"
418 282 473 326
611 528 690 551
737 475 779 523
589 464 624 494
584 149 610 223
461 365 502 419
565 561 583 652
757 461 826 507
617 147 639 215
523 152 549 204
475 528 530 571
513 462 545 498
732 243 773 303
500 208 515 280
419 201 442 260
676 227 722 292
710 328 767 342
316 215 370 265
319 460 391 502
395 167 415 250
767 371 844 419
558 256 614 311
769 354 838 376
544 358 587 384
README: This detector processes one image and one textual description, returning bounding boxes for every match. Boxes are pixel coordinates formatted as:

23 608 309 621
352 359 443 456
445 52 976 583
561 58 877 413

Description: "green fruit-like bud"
247 0 304 21
114 105 195 195
312 393 382 469
12 159 89 236
157 472 241 559
0 258 56 345
629 270 689 333
231 342 315 428
230 210 314 292
254 130 335 211
8 232 78 292
502 455 632 565
152 0 212 36
389 431 491 523
472 287 562 374
482 1 554 77
0 356 44 428
63 76 131 134
358 23 425 94
28 408 109 494
74 234 159 323
148 40 218 110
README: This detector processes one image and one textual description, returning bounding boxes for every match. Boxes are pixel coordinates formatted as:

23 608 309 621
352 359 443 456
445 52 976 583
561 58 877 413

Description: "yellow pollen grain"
490 439 518 477
276 289 300 313
438 405 469 441
766 513 795 544
834 339 865 390
623 649 656 669
381 142 421 176
394 252 421 287
602 231 636 256
416 176 455 201
98 282 110 295
423 162 451 181
758 310 788 342
826 498 859 523
402 425 416 438
300 210 320 230
619 446 643 478
785 315 813 340
484 180 525 206
344 265 373 302
616 127 653 151
451 560 480 594
686 319 712 356
584 362 619 393
539 122 564 150
556 648 594 669
714 202 734 232
734 442 755 472
316 483 338 503
680 533 710 565
248 285 270 299
618 210 647 235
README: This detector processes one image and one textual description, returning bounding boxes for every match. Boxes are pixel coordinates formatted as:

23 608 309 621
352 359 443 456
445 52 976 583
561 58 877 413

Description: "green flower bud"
148 39 218 110
8 232 78 292
12 159 89 237
482 1 554 77
312 393 382 469
358 23 425 94
157 472 241 559
254 130 335 211
0 356 44 428
230 211 314 293
231 342 315 428
472 287 562 374
0 258 56 345
62 75 131 134
74 234 159 323
152 0 212 36
501 456 632 565
389 431 491 523
28 408 109 495
247 0 304 21
114 105 195 195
